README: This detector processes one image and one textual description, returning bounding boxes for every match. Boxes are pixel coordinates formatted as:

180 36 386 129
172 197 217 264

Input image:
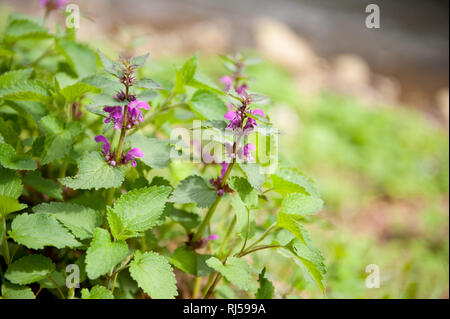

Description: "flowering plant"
0 8 325 299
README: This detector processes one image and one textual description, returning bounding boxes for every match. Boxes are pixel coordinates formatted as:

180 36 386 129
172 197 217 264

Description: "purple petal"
220 76 232 91
220 162 229 178
224 110 237 120
94 135 111 155
129 100 150 110
252 108 265 117
206 234 219 242
127 148 144 159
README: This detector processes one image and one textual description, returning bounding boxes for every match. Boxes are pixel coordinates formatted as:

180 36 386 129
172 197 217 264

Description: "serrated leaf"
231 195 255 240
23 171 62 200
107 186 172 240
1 282 35 299
127 134 171 169
206 257 257 292
134 78 162 90
130 53 149 68
238 163 265 190
9 213 81 249
0 69 32 87
190 89 228 121
271 167 320 197
169 246 213 277
33 202 103 240
0 79 51 103
167 208 200 231
60 152 124 190
56 39 97 78
0 166 23 199
0 142 37 170
129 251 178 299
5 255 55 285
169 175 217 208
39 116 81 165
4 14 50 43
81 285 114 299
97 50 122 77
278 193 323 220
255 268 274 299
85 228 128 279
60 82 101 103
0 195 27 217
228 176 258 208
180 54 198 84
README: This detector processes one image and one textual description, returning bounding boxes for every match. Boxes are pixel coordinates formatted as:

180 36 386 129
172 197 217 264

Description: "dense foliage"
0 9 326 299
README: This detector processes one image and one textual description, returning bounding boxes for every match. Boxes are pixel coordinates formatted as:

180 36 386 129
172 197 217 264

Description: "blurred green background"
1 0 448 298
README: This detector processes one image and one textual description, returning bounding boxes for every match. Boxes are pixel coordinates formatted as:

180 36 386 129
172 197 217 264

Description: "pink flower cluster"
104 99 150 130
95 135 143 167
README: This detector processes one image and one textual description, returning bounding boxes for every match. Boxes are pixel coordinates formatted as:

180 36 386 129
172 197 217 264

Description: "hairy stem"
1 217 10 265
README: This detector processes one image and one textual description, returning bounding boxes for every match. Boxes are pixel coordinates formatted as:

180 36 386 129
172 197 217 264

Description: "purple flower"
224 104 242 130
103 106 124 130
244 108 266 132
124 148 144 167
95 135 111 156
40 0 68 9
126 100 150 128
237 143 256 162
220 76 233 92
205 234 219 242
220 162 229 179
235 84 248 97
95 135 117 166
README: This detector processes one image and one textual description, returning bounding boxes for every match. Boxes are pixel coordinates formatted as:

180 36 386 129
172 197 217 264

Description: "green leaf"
97 50 122 77
238 163 265 191
56 39 97 78
33 202 103 240
130 53 149 68
255 268 275 299
0 166 23 199
127 135 171 169
180 54 198 84
0 79 51 103
270 168 320 197
278 193 323 220
60 152 124 190
0 142 37 170
134 78 162 90
1 282 35 299
81 285 114 299
206 257 257 292
129 251 178 299
23 171 62 200
5 255 55 285
85 228 128 279
9 213 81 249
228 176 258 208
39 116 81 165
60 82 101 103
0 195 27 217
4 14 50 43
189 89 228 121
169 175 217 208
170 246 213 277
231 195 255 240
167 208 200 231
282 238 327 295
107 186 172 240
173 69 186 95
0 69 32 87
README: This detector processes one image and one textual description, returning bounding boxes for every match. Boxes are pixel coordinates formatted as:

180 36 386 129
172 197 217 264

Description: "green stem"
238 245 281 257
204 273 222 299
48 276 65 299
218 216 236 258
242 223 277 255
192 276 202 299
1 217 10 265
